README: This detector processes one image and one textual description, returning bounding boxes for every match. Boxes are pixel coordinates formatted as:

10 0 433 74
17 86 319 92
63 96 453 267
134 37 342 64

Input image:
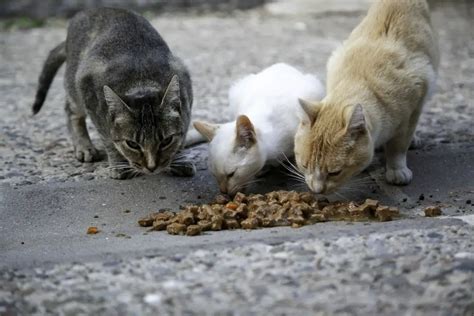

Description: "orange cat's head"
294 100 374 194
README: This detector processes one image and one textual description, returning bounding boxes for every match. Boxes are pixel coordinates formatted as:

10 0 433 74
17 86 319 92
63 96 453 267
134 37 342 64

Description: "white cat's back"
229 63 324 116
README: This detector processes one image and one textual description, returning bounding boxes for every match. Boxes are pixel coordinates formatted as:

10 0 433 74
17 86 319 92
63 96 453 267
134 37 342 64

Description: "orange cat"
295 0 439 194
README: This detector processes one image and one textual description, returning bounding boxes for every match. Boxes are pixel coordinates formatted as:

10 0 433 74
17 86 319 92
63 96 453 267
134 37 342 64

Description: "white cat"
193 63 324 195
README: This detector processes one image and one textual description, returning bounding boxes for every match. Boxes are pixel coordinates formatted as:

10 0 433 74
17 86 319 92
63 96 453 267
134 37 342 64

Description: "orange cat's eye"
328 170 342 177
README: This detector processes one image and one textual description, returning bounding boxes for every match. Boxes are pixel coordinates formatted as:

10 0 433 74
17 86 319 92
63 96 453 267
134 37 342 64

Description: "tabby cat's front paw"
109 168 140 180
74 144 101 162
409 135 422 149
385 167 413 185
169 162 196 177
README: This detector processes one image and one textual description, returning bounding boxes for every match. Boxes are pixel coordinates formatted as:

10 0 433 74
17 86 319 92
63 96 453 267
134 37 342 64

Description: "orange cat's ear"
298 99 321 124
193 121 219 142
235 115 256 148
346 104 366 136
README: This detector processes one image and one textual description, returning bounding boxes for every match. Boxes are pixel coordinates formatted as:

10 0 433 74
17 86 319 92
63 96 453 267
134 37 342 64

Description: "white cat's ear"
347 104 366 135
235 115 256 148
298 99 320 124
193 121 219 142
104 85 132 113
161 75 181 110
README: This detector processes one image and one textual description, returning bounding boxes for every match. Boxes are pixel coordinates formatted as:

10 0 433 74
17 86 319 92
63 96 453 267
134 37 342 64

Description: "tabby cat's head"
193 115 265 196
104 75 185 174
294 100 373 194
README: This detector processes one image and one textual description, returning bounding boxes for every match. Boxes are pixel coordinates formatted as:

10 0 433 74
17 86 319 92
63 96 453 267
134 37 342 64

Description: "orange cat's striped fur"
295 0 439 194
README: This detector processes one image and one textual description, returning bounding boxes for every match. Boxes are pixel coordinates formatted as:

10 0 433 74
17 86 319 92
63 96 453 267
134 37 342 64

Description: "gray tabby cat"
32 7 195 179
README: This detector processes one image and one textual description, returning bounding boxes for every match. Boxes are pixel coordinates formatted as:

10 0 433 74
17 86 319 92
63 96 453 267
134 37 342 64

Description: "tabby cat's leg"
384 110 421 185
65 100 100 162
169 152 196 177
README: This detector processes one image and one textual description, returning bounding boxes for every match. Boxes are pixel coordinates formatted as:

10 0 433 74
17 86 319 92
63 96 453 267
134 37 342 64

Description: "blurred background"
0 0 471 26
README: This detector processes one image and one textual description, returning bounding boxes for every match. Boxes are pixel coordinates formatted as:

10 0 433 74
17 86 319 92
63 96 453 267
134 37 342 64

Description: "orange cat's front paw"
385 167 413 185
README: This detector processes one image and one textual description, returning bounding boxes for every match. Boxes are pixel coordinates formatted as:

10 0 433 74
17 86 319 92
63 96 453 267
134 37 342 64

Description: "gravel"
1 224 472 315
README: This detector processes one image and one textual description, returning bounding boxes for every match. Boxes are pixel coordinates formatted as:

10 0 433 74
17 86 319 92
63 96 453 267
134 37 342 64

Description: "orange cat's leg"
384 109 422 185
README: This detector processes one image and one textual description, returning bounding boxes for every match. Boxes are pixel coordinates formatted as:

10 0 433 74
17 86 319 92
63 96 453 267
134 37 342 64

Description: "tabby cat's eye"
160 136 174 149
125 140 140 150
328 170 342 177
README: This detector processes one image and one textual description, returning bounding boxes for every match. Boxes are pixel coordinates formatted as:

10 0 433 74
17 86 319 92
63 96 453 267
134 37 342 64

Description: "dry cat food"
87 226 99 234
138 191 400 236
424 206 442 217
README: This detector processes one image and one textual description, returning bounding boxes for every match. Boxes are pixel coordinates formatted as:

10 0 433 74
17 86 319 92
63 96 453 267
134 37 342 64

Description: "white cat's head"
194 115 265 195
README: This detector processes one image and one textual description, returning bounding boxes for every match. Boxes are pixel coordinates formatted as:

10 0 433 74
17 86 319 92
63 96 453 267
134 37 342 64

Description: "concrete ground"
1 1 473 315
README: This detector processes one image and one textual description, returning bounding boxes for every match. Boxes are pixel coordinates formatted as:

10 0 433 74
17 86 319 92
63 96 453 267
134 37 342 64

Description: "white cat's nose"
219 182 228 194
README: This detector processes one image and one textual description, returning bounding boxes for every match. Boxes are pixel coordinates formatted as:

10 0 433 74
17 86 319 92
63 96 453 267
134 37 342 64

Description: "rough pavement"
1 1 473 315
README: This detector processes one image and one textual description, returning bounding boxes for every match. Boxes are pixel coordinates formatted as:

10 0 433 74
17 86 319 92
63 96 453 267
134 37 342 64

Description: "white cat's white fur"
193 63 324 195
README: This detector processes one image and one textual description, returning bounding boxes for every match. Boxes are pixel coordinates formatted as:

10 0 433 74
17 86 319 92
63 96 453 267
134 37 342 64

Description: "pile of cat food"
138 191 400 236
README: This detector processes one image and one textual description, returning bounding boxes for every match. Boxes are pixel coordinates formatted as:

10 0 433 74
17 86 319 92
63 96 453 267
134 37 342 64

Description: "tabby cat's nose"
146 164 157 172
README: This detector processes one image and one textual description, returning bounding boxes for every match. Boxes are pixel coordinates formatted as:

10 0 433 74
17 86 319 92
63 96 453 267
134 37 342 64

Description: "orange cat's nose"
308 179 325 194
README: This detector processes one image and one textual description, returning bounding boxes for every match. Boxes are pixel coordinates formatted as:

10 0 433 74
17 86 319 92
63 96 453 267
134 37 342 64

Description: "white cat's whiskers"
277 153 305 184
334 191 350 201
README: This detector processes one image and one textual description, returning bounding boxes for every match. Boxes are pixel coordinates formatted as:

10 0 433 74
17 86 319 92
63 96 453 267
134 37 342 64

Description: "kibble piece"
261 217 275 227
178 211 195 226
424 206 442 217
291 223 302 228
288 215 305 225
388 207 400 216
241 218 259 229
87 226 99 234
248 194 265 203
363 199 379 210
138 216 154 227
234 204 248 219
151 220 169 231
185 205 200 216
225 219 240 229
375 206 393 222
153 211 175 222
211 215 224 230
309 213 326 223
214 194 230 205
225 202 239 210
233 192 247 203
167 223 187 235
299 192 314 204
198 220 212 231
186 225 202 236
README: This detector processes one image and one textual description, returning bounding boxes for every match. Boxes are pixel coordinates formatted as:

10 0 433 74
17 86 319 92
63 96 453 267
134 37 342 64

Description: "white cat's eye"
160 136 174 149
328 170 342 177
125 140 141 151
227 171 235 178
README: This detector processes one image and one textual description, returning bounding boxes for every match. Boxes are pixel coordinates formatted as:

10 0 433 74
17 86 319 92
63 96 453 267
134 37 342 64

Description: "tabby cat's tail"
32 41 66 115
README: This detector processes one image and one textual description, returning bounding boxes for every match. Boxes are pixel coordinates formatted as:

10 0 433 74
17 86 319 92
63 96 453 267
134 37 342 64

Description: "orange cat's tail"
360 0 431 38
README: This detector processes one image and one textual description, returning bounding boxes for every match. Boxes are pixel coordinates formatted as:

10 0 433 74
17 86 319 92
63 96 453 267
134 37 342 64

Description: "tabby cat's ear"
298 99 321 124
193 121 219 142
161 75 181 111
235 115 256 148
104 85 132 113
346 104 366 136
